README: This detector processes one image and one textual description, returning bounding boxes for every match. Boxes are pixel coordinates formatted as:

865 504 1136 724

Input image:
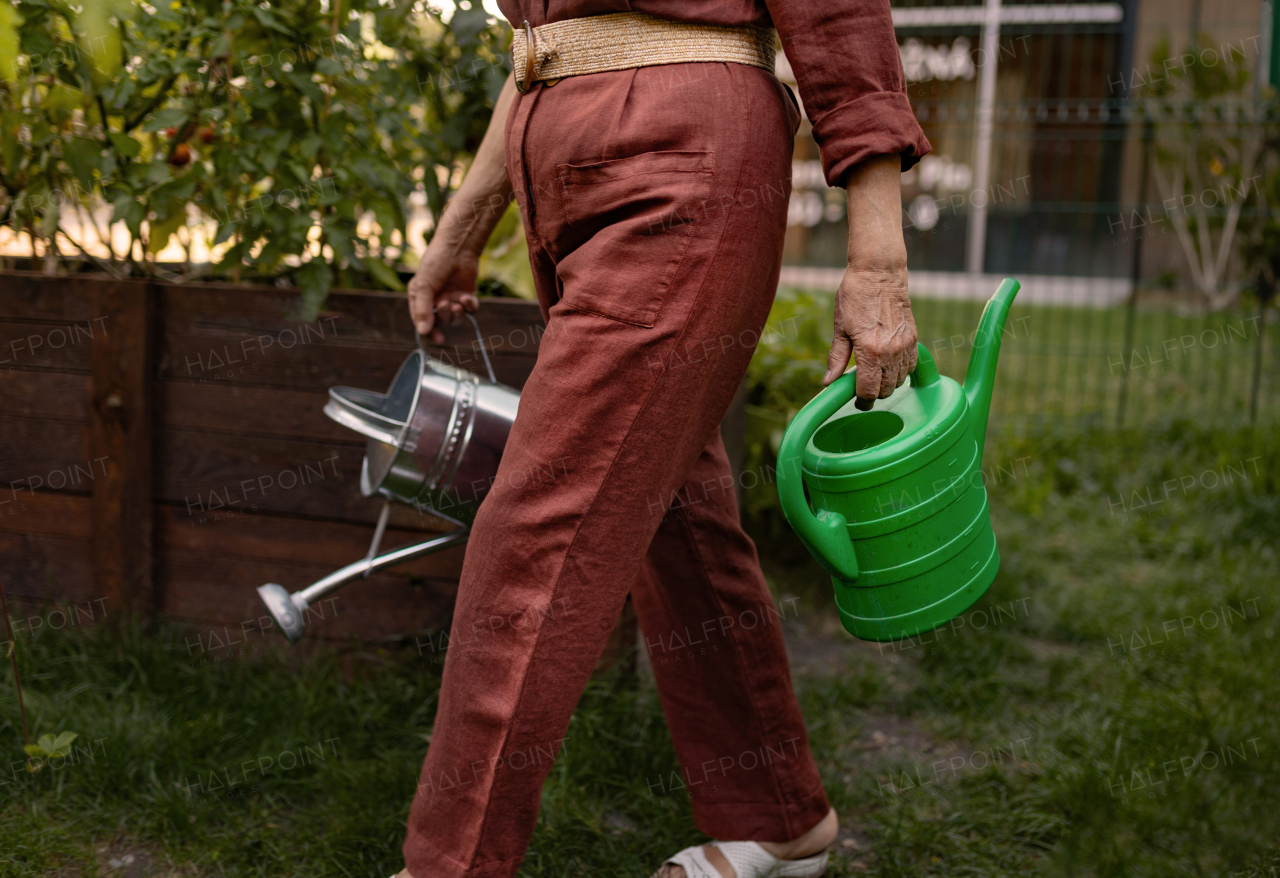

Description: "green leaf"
39 199 60 237
284 69 325 103
150 172 197 205
143 159 172 185
293 260 332 319
146 209 186 255
0 114 20 173
111 193 143 236
108 132 142 158
316 57 343 76
365 256 405 292
63 137 103 189
75 0 136 82
251 5 291 34
140 107 186 133
450 6 490 47
41 731 78 755
297 135 323 161
244 88 280 109
325 225 359 266
44 83 85 120
0 2 24 83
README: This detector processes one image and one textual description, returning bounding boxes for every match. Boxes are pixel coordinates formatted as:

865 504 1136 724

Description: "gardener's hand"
407 245 480 345
825 264 917 401
824 154 919 405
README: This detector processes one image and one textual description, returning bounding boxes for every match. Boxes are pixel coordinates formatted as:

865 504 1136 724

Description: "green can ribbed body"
804 389 996 641
776 279 1020 642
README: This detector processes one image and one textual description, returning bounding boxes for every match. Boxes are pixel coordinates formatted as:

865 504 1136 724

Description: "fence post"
1116 117 1154 429
1251 284 1272 424
89 279 158 617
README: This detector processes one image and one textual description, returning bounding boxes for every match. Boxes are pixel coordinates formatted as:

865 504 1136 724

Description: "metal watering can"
777 278 1020 642
257 316 520 642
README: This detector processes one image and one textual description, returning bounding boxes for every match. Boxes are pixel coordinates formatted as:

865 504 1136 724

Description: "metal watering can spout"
963 277 1021 457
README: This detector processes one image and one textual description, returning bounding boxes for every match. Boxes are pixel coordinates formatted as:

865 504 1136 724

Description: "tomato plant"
0 0 509 313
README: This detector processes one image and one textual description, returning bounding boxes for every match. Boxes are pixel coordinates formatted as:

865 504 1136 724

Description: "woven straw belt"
510 12 776 93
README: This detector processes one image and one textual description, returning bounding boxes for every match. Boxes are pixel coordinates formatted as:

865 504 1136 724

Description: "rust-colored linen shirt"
495 0 931 185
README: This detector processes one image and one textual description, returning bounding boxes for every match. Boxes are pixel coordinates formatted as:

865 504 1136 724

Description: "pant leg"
403 61 813 878
633 431 829 841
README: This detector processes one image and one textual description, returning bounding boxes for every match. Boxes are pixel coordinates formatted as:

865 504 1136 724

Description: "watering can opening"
813 410 905 455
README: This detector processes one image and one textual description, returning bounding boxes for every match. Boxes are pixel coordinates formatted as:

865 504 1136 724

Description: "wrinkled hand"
406 246 481 345
823 264 918 405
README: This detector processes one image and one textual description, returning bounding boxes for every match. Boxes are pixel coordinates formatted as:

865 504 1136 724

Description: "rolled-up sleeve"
766 0 931 186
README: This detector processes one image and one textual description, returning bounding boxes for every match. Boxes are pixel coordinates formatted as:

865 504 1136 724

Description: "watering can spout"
963 278 1021 456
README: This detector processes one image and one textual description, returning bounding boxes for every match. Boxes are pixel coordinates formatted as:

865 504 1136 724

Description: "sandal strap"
713 841 829 878
661 841 829 878
661 845 721 878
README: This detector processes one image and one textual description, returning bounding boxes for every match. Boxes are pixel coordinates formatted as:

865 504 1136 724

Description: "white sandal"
658 841 829 878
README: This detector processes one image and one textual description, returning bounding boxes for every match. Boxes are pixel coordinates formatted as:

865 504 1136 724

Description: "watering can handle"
776 344 939 582
853 344 941 409
414 307 498 384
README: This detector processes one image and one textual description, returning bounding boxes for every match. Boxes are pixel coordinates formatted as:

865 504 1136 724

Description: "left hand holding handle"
824 153 919 409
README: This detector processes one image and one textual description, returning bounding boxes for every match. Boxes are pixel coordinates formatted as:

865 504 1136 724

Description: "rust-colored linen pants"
404 62 829 877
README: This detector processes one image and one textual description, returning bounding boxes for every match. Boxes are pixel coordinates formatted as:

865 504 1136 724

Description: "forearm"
428 73 518 259
845 153 907 272
823 153 917 400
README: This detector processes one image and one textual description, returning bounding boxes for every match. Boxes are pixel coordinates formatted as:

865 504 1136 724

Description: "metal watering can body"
777 278 1020 642
325 350 520 523
258 318 519 643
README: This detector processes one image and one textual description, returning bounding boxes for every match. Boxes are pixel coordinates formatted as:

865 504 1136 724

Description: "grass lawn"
1 419 1276 878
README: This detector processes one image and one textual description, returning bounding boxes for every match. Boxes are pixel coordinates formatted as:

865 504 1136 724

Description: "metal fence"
778 0 1279 432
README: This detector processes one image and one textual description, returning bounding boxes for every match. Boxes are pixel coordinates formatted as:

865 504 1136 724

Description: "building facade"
780 0 1271 293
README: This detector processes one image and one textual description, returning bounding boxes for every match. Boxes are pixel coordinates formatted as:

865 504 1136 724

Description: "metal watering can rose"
257 315 519 642
776 278 1020 642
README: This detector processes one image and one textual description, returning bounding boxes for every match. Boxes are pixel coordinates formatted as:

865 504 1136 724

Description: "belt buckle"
516 20 536 93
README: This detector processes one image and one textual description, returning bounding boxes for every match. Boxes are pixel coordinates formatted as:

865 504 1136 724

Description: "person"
399 2 929 876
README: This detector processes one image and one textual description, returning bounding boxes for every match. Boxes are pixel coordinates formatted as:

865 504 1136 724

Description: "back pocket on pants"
555 150 715 327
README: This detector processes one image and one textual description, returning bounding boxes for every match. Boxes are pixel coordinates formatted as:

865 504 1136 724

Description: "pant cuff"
403 834 523 878
690 784 831 843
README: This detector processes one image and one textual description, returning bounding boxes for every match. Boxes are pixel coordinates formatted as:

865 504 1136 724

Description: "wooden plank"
0 531 95 606
0 272 96 322
160 283 546 355
156 504 462 573
160 549 463 643
0 491 92 539
157 428 487 528
0 414 92 483
0 320 98 371
158 330 536 392
156 428 369 521
158 328 404 389
160 381 353 442
0 370 90 420
162 546 635 657
89 279 157 617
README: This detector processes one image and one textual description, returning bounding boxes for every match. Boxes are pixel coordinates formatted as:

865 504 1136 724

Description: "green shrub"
0 0 509 313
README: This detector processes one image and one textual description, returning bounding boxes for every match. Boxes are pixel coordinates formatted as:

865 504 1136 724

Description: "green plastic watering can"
777 278 1020 642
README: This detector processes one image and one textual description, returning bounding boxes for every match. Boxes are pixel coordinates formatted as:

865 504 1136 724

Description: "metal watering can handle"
415 307 498 384
464 311 498 383
776 344 940 582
